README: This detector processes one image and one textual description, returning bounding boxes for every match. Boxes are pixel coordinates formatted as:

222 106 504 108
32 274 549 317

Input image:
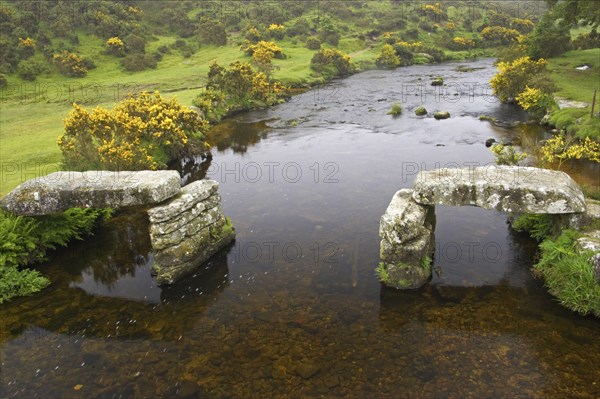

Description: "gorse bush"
490 56 555 104
52 50 88 77
375 44 400 69
58 91 209 170
197 17 227 46
540 135 600 169
0 208 112 303
480 26 520 46
195 61 288 122
310 48 354 78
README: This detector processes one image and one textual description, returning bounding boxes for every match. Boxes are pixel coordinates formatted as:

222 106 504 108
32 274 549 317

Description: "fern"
0 208 112 303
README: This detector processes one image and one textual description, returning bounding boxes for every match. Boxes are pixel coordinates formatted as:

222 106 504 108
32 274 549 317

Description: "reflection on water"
2 59 599 398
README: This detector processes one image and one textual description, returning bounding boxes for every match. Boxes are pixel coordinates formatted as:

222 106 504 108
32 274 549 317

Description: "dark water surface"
2 59 599 398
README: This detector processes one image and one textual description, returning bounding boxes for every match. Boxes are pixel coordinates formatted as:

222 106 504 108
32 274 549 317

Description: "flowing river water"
1 59 599 398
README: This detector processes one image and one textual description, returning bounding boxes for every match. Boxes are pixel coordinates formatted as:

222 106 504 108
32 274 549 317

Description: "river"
1 58 599 398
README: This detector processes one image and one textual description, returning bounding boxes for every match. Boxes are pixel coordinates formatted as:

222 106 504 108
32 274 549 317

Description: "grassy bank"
547 48 600 104
0 35 325 196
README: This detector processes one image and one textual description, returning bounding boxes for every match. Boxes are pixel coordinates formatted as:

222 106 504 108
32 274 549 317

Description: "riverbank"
0 44 493 196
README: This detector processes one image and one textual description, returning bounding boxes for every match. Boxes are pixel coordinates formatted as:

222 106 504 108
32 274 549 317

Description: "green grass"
534 230 600 317
0 36 326 196
547 49 600 103
549 107 600 139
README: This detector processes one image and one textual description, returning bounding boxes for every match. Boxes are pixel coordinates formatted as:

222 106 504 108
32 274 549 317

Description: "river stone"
379 189 435 289
412 166 586 213
433 111 450 120
576 231 600 284
589 253 600 284
0 170 181 215
415 106 427 116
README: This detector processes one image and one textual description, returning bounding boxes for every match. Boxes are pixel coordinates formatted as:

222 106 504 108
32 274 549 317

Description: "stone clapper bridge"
379 165 590 289
0 170 235 285
0 166 593 288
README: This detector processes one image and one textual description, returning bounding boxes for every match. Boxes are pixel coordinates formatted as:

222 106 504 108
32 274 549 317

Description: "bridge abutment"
379 166 588 290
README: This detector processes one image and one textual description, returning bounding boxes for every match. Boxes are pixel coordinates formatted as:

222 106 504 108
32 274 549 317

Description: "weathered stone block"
379 189 435 289
147 180 218 223
413 166 586 213
0 170 182 215
147 179 235 285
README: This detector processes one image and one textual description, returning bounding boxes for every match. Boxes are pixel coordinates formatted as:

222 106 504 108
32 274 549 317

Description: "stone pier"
0 170 235 284
147 180 235 284
379 166 587 289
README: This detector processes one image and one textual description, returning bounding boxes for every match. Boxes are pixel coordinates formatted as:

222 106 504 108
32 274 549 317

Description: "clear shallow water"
1 59 599 398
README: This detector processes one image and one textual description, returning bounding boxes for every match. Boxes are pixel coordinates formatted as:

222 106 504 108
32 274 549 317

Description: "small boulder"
415 106 427 116
485 138 497 147
431 77 444 86
433 111 450 120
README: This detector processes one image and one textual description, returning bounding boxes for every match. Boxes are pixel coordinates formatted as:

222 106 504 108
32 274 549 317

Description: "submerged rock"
431 77 444 86
433 111 450 120
415 106 428 116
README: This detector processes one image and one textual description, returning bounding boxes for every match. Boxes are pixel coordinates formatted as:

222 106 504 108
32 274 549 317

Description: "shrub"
53 50 88 77
17 37 35 58
306 36 321 50
197 17 227 46
124 34 146 53
17 60 44 81
204 61 287 108
287 18 311 37
310 48 355 77
490 143 527 165
392 41 414 66
375 44 400 69
540 135 600 169
421 45 446 63
0 73 7 87
515 86 556 119
511 18 535 34
525 12 570 59
571 31 600 51
57 91 209 171
105 36 125 56
480 26 520 46
490 56 554 103
268 23 285 40
449 36 475 50
121 54 157 71
242 40 285 59
192 89 228 123
244 26 263 43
